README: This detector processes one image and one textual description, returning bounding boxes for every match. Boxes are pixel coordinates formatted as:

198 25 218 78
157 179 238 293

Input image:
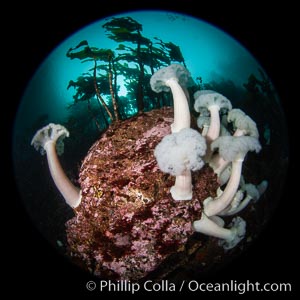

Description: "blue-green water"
14 11 262 131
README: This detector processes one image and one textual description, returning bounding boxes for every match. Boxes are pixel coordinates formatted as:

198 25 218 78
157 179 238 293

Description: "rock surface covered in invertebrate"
66 107 218 280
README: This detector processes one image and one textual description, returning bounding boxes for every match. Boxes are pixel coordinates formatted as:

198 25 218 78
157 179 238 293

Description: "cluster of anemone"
31 63 267 253
150 64 267 250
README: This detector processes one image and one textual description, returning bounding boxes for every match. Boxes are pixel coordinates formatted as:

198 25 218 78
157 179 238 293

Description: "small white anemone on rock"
204 136 261 217
194 90 232 143
193 213 246 250
209 109 259 178
150 64 193 133
227 108 259 138
218 180 268 216
154 128 206 200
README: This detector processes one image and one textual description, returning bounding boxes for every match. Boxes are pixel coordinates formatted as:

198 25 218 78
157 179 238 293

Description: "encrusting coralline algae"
66 108 218 280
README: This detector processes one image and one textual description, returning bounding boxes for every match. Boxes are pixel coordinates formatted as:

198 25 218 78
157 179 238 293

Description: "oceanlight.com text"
86 279 292 294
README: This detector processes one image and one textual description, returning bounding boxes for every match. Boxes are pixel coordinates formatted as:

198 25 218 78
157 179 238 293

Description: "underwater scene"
13 11 289 281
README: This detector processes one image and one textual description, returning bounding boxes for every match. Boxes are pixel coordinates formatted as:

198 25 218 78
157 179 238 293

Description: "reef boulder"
66 107 218 280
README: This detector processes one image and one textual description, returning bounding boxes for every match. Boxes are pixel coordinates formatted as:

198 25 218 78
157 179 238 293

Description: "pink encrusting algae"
66 107 219 280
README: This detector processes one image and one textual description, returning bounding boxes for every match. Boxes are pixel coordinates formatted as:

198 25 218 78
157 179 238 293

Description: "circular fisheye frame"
13 10 288 281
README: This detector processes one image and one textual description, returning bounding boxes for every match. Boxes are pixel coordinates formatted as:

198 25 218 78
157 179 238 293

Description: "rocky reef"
66 107 218 280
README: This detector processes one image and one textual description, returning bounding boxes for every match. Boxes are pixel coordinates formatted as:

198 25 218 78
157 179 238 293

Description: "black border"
8 1 297 296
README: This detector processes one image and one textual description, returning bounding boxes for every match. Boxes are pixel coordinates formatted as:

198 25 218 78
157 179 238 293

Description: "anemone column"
150 64 192 133
31 123 81 208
